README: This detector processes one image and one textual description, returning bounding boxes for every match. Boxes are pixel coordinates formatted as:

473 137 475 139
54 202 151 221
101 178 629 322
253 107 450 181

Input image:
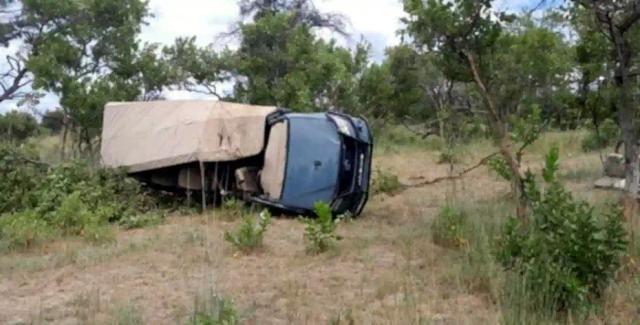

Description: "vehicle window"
337 136 358 195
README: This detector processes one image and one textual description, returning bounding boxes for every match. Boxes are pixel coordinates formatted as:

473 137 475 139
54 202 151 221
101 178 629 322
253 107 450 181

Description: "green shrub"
496 147 628 312
372 169 403 195
53 191 114 243
224 209 271 253
581 119 619 152
0 144 47 213
303 202 342 254
0 210 53 249
431 206 468 249
190 290 239 325
35 161 147 224
0 152 156 248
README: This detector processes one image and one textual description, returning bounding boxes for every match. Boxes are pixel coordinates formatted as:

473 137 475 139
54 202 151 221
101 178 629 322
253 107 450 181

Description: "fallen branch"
18 156 50 167
403 152 500 188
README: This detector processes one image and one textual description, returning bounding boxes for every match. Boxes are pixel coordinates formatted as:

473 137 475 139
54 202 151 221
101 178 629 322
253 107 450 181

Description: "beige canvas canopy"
101 100 278 173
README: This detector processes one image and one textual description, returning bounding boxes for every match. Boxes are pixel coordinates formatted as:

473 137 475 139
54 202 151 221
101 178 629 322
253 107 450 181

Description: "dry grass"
0 130 636 324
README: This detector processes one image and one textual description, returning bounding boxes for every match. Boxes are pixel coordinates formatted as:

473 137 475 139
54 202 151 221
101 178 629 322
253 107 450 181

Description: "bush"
224 210 271 253
0 210 53 249
431 206 468 249
581 119 619 152
0 152 156 248
372 169 403 195
35 161 147 224
496 147 628 311
303 202 342 254
52 192 114 242
0 144 47 213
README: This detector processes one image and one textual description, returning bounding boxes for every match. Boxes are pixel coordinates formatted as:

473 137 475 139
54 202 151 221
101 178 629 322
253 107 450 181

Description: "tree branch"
0 67 28 102
404 152 500 188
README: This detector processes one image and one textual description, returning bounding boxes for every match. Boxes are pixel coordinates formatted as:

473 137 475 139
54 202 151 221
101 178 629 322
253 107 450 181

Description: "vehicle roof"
101 100 277 172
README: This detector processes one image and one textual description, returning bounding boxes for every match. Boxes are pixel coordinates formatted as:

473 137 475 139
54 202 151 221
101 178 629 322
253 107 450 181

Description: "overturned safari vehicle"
100 101 373 216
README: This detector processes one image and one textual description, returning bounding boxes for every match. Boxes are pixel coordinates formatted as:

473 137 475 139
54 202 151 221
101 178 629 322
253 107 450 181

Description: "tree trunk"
60 125 68 161
611 27 639 222
466 52 527 219
618 73 639 222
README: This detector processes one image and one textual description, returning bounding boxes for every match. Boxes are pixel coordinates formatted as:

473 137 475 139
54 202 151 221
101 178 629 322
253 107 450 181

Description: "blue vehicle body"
253 111 373 216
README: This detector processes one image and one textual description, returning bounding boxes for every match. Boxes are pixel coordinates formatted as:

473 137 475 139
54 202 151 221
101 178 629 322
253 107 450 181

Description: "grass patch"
189 289 239 325
110 303 144 325
529 130 587 158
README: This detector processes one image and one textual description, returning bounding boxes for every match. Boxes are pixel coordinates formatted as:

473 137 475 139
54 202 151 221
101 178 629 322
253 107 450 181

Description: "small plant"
372 169 402 195
496 147 628 312
437 150 459 165
219 198 246 220
303 202 342 254
224 209 271 253
190 290 239 325
431 205 468 249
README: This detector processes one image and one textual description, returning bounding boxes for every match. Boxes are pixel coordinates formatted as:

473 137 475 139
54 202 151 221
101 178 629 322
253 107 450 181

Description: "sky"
0 0 551 113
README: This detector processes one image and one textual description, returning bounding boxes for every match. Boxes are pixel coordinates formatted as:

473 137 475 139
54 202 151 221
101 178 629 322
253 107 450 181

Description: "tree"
356 44 473 140
236 0 348 35
40 109 64 134
355 61 394 119
0 110 38 142
23 0 167 154
0 0 34 103
230 11 365 111
162 37 231 99
402 0 569 218
571 7 615 131
570 1 640 219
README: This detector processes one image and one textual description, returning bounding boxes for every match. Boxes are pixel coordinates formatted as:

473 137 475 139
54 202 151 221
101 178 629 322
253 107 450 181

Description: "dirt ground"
0 139 620 324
